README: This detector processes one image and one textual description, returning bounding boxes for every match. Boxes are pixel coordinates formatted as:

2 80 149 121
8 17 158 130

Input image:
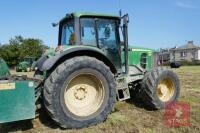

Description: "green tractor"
16 57 36 72
0 12 180 129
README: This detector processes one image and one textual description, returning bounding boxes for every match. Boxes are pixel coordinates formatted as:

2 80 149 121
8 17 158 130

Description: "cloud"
175 1 198 9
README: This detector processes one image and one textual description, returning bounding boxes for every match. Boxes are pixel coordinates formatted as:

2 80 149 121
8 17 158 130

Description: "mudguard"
36 46 114 72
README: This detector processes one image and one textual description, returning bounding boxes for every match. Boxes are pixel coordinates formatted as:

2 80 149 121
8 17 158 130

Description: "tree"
9 35 24 46
0 36 48 66
19 38 47 59
0 43 20 66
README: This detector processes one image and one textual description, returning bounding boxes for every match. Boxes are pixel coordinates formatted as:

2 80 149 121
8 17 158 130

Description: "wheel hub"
156 78 175 102
74 85 87 100
64 73 105 117
158 84 168 96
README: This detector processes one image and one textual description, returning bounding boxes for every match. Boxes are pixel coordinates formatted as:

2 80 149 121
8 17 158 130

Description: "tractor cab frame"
46 13 130 75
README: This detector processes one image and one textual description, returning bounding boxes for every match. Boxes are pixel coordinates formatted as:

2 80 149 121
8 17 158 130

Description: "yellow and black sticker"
0 83 15 90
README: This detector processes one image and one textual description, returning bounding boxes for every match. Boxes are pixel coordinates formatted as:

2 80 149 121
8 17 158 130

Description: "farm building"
170 41 200 62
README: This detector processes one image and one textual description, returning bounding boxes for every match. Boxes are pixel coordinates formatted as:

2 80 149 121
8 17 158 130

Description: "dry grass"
1 66 200 133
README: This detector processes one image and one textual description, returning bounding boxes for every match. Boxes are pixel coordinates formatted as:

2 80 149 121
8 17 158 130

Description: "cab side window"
97 19 118 50
61 20 74 45
80 18 96 46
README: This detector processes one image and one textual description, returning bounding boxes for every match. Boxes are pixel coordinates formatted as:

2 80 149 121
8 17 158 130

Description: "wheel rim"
156 78 175 102
64 73 105 117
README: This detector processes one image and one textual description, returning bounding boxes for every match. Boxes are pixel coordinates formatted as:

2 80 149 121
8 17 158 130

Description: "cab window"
61 20 75 45
97 19 118 50
80 18 96 46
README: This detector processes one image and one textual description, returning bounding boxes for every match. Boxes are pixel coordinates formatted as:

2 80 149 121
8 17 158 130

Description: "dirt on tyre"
43 56 116 128
141 67 180 109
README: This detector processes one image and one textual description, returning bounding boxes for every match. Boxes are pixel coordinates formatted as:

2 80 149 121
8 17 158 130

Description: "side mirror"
52 23 59 27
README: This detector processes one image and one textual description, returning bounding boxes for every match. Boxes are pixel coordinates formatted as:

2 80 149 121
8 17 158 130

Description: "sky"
0 0 200 49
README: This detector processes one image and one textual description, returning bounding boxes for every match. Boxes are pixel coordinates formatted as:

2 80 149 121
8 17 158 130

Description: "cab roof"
72 12 120 18
60 12 120 22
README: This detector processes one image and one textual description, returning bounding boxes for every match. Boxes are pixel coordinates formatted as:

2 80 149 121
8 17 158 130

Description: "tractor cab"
58 13 121 46
53 12 129 74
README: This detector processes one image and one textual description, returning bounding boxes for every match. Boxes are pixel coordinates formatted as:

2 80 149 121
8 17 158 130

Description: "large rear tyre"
43 56 116 128
141 67 180 109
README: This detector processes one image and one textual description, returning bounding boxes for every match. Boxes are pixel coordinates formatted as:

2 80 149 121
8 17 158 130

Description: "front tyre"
141 67 180 109
43 56 116 128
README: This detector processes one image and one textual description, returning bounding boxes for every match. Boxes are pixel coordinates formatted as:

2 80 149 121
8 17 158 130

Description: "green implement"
0 81 35 123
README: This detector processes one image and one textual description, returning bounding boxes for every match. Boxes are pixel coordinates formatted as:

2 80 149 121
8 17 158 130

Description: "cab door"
96 18 121 70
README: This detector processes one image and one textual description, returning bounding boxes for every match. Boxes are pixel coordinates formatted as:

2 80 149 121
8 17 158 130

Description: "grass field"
1 66 200 133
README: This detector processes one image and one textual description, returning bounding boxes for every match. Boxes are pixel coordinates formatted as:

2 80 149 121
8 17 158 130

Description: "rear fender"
37 46 117 74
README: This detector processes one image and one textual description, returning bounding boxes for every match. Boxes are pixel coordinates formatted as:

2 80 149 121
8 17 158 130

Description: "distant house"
170 41 200 62
159 48 170 63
